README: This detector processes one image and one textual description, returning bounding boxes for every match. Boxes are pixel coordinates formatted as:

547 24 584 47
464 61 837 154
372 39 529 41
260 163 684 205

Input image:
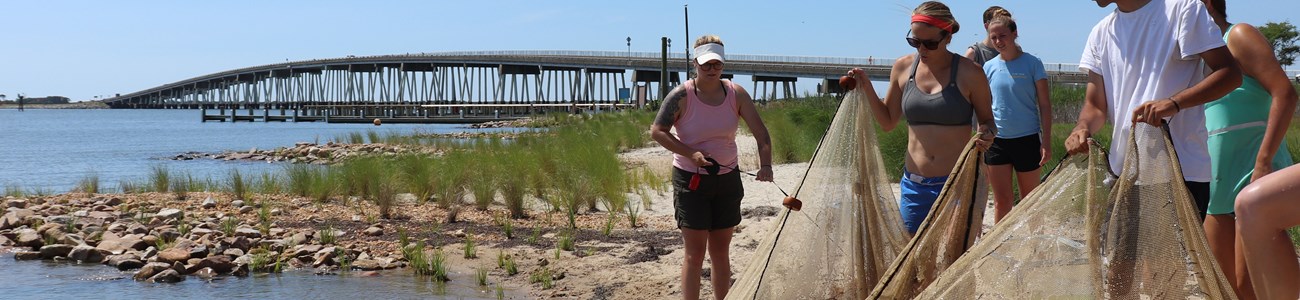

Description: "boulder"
13 251 41 260
96 235 146 254
193 267 218 281
157 248 191 264
190 244 209 259
147 269 184 283
39 244 74 259
0 209 35 230
238 206 254 214
234 228 261 239
201 197 217 209
352 259 383 270
107 254 145 270
188 255 235 274
58 233 84 246
68 245 110 263
156 208 183 220
221 236 252 251
6 199 27 209
231 200 245 208
223 248 245 257
14 228 40 246
363 226 383 236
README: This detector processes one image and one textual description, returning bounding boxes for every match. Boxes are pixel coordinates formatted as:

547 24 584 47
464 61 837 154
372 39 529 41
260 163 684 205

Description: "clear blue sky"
3 0 1298 101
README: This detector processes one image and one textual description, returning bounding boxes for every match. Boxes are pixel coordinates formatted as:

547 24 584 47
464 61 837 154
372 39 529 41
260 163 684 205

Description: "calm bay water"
0 109 504 193
0 109 518 298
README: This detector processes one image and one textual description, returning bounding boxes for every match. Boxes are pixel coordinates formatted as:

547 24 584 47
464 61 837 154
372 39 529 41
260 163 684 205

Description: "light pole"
684 4 691 79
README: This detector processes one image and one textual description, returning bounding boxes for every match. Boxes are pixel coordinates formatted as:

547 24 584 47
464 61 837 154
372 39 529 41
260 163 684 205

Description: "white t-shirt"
1079 0 1224 182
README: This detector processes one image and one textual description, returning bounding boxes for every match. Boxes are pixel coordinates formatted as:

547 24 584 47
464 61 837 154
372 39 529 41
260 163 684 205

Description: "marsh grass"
475 267 489 286
530 266 554 290
257 200 272 235
220 216 238 237
227 169 251 201
255 172 283 195
75 172 100 194
463 233 477 259
319 224 337 245
556 230 575 252
149 165 171 193
4 184 24 198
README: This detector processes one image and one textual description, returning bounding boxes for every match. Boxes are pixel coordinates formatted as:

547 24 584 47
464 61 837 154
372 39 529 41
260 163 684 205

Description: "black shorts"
671 167 744 230
984 134 1043 172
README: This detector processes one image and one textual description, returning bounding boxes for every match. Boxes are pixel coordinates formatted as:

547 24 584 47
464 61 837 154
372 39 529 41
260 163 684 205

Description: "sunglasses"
698 62 723 71
905 30 948 50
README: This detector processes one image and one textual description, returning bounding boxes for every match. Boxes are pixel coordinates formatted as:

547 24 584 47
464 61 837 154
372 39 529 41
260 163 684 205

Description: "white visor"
693 43 725 64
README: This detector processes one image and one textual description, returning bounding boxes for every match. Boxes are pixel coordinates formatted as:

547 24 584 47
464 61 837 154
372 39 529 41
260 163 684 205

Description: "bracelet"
1167 97 1181 112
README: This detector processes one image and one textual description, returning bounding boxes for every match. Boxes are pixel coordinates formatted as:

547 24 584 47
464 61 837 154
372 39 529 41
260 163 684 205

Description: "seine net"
726 90 910 299
914 123 1236 299
868 135 989 300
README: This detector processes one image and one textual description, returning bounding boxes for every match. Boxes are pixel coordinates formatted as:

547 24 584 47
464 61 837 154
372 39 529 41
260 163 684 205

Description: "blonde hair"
694 35 724 48
982 6 1011 25
914 1 960 34
988 14 1017 32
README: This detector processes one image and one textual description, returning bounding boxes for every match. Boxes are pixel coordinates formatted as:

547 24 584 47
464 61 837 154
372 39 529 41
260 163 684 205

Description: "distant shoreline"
0 102 109 109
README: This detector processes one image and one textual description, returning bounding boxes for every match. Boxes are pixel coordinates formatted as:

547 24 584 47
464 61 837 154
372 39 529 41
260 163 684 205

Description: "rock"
13 251 41 260
128 225 149 235
141 235 158 246
449 229 467 238
156 209 183 220
312 248 337 267
363 227 383 236
234 228 261 239
222 236 252 251
190 244 209 259
104 197 123 206
201 198 217 209
106 223 126 233
107 254 145 270
188 255 235 274
223 248 244 257
39 244 74 259
59 233 84 246
147 269 185 283
0 235 10 246
15 229 42 248
231 262 250 277
157 248 191 264
231 200 245 208
193 267 218 280
44 216 72 227
352 259 383 270
6 199 28 209
0 209 35 230
270 209 283 216
191 228 213 236
68 244 109 263
72 210 89 217
287 232 310 246
239 206 254 214
97 235 146 254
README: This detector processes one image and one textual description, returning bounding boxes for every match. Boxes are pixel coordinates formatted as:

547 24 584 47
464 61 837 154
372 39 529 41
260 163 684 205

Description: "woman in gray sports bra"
846 1 996 234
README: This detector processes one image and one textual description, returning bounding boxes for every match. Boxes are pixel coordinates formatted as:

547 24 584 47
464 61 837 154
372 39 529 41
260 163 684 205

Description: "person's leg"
1234 232 1257 300
988 164 1015 223
1014 169 1041 199
1184 181 1211 223
1204 213 1241 296
681 228 709 300
706 228 735 300
1235 165 1300 299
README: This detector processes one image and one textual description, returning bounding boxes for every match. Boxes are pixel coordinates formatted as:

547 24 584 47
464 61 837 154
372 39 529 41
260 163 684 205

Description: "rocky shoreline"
170 142 442 165
0 194 411 283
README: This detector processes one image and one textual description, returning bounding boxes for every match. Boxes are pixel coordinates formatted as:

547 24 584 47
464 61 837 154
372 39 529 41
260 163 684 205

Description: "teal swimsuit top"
902 53 973 126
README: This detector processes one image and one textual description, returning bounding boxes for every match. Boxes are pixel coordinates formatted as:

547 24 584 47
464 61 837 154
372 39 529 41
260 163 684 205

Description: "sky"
3 0 1299 101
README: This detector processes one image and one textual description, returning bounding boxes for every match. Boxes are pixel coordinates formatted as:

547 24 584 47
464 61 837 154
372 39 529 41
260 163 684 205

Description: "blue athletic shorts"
899 170 949 234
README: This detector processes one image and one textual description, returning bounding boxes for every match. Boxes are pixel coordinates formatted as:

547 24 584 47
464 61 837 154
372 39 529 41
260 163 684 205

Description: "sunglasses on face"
699 62 723 71
905 30 947 50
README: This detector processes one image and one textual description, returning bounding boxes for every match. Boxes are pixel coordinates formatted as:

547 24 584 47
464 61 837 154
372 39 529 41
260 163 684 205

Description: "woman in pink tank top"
650 35 773 300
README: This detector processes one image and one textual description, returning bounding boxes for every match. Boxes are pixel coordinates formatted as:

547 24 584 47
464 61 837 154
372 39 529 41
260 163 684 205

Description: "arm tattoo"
654 89 685 127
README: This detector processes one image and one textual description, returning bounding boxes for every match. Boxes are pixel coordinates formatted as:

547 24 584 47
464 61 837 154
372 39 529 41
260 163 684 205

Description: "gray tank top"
968 42 1000 66
902 53 973 126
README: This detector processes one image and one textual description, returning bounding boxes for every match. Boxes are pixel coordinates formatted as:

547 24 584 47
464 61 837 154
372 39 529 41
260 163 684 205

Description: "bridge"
103 50 1089 122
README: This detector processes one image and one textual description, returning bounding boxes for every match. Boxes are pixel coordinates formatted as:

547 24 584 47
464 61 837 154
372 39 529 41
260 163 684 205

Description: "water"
0 109 507 193
0 109 519 298
0 250 517 299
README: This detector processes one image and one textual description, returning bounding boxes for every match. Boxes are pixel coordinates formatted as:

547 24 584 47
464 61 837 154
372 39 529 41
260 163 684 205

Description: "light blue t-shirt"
983 52 1048 139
